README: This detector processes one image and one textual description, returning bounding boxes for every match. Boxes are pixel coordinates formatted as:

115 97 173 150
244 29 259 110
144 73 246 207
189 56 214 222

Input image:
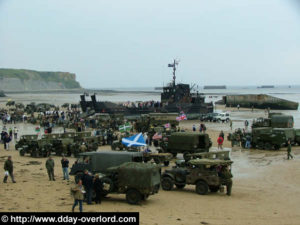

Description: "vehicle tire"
161 177 174 191
154 158 160 164
101 177 114 193
30 151 38 158
126 189 142 205
274 145 280 150
264 143 272 150
175 184 186 189
142 194 149 200
226 118 229 123
195 180 209 195
74 172 83 184
19 149 25 156
183 152 191 161
164 161 170 166
209 186 220 193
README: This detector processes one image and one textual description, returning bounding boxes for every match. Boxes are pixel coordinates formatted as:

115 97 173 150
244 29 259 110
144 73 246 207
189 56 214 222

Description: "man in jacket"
45 156 55 181
82 170 93 204
93 174 103 204
61 157 69 180
3 156 16 183
71 180 85 212
219 166 233 196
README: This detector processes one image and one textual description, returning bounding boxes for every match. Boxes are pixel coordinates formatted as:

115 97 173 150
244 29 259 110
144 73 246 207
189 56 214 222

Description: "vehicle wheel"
142 194 149 200
161 177 174 191
264 142 272 150
19 149 25 156
183 152 191 161
30 151 38 157
226 118 229 123
209 186 220 193
172 152 177 158
175 184 186 189
164 161 170 166
101 177 114 193
195 180 209 195
274 145 280 150
126 189 142 205
154 158 160 164
75 172 83 184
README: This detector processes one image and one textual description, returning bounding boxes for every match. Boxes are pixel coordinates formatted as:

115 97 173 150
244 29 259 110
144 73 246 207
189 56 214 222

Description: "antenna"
168 59 180 87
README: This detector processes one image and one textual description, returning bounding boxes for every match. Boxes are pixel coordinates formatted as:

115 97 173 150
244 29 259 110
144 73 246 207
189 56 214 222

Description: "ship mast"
168 59 179 87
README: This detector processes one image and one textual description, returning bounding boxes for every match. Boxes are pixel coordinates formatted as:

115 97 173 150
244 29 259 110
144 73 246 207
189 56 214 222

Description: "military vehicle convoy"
227 113 300 150
161 158 233 195
16 132 102 157
158 132 212 160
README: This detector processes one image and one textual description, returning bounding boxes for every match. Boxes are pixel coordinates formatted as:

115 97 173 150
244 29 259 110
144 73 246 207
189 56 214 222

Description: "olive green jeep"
161 158 233 195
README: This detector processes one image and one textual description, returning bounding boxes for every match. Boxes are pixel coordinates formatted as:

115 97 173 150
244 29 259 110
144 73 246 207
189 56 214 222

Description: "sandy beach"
0 118 300 225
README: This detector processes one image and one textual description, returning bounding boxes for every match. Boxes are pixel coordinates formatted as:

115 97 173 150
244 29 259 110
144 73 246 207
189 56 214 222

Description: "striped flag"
164 123 171 129
176 113 187 121
152 132 162 140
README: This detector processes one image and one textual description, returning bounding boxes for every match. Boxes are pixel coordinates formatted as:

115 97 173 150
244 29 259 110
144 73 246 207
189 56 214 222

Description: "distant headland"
0 68 81 91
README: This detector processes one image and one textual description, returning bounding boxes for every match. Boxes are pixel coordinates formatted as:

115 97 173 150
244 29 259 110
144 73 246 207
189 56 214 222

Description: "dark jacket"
93 177 103 193
4 159 13 173
61 159 69 168
82 174 93 189
45 159 55 170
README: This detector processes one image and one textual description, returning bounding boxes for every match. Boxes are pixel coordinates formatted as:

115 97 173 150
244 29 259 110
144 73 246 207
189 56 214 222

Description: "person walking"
71 180 85 213
93 174 103 204
82 170 93 204
229 119 233 130
3 156 16 183
45 156 55 181
61 157 69 180
217 136 224 150
287 139 293 160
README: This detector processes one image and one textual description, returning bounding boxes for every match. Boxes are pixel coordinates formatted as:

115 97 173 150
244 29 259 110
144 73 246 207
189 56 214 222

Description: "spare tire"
101 177 114 194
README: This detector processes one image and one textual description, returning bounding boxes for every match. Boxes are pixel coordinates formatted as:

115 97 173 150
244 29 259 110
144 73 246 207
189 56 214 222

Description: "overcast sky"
1 0 300 88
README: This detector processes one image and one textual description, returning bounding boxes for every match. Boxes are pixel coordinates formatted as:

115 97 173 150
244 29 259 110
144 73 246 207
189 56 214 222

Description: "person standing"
229 120 233 130
192 125 196 132
287 139 293 160
3 156 16 183
217 136 224 150
220 166 233 196
244 120 249 130
93 174 103 204
45 156 55 181
13 127 18 141
245 134 252 149
71 180 85 213
219 130 224 139
61 157 69 180
82 170 93 205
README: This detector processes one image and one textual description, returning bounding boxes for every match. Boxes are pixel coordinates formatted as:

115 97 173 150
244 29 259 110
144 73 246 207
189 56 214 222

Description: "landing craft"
80 60 213 117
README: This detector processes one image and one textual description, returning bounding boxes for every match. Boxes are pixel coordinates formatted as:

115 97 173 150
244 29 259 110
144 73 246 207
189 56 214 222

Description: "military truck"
69 151 144 182
252 114 294 128
251 127 294 150
158 132 212 160
294 129 300 145
161 158 233 195
101 162 160 204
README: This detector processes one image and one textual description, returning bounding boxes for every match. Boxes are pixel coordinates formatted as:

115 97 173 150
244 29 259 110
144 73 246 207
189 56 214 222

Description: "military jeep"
161 158 233 195
100 162 160 204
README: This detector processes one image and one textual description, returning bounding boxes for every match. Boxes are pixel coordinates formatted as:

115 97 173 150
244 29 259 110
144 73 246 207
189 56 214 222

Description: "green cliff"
0 68 81 91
